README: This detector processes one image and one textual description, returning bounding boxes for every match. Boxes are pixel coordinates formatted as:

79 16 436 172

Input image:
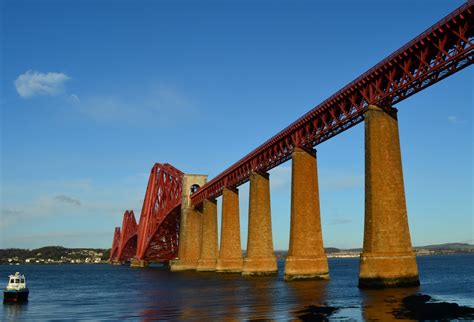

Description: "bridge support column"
171 207 202 271
171 174 207 272
216 187 243 272
197 199 218 271
359 105 419 288
242 171 277 276
130 259 149 268
284 147 329 281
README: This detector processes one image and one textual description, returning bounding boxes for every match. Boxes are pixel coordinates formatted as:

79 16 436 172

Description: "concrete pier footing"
242 172 277 276
358 105 419 288
284 147 329 281
130 259 149 268
197 199 218 271
216 187 243 273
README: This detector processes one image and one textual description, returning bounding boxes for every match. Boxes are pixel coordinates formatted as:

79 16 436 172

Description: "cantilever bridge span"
109 2 473 286
109 163 183 265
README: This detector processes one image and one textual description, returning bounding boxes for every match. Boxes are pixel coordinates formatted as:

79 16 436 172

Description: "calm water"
1 254 473 321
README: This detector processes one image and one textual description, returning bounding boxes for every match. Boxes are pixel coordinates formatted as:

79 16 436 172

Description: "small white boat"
3 272 29 303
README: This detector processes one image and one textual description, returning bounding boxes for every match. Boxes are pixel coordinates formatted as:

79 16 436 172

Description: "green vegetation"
0 246 110 264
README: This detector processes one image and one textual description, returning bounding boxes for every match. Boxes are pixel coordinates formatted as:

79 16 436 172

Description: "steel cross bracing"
135 163 184 260
116 210 138 262
109 227 121 262
191 1 474 206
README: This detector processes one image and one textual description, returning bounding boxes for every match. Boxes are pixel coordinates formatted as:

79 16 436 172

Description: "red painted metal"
116 210 138 262
135 163 184 262
109 227 121 262
191 1 474 206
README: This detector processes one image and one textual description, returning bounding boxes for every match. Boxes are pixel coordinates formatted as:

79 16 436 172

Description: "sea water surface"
1 254 473 320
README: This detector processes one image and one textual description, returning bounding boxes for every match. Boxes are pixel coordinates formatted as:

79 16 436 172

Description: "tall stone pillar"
216 187 243 272
284 147 329 280
197 198 218 271
359 105 419 288
171 174 207 272
242 171 277 275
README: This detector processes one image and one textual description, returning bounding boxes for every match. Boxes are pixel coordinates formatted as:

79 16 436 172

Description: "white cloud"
54 195 81 206
0 176 145 231
14 70 71 98
69 94 80 103
77 84 196 127
268 165 362 192
269 166 291 191
320 173 363 191
447 115 467 124
328 217 352 225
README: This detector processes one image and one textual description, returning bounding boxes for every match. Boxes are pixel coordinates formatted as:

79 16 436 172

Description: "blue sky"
0 0 472 250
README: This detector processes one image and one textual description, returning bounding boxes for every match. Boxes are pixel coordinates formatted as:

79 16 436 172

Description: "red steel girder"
108 227 121 262
135 163 184 261
191 1 474 206
116 210 138 262
142 207 181 261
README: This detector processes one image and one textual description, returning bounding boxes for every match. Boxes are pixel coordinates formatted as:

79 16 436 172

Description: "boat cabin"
6 272 27 291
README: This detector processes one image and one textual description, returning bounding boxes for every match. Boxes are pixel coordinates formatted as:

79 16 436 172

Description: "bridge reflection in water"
134 260 428 320
138 262 332 320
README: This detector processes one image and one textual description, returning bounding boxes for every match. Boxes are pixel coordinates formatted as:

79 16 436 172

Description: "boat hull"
3 289 29 303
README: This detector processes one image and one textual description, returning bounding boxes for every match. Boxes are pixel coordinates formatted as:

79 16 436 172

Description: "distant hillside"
0 246 110 264
275 243 474 254
342 243 474 253
415 243 474 250
1 242 472 264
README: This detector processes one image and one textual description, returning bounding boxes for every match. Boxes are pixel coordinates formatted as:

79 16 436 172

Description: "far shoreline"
1 251 473 266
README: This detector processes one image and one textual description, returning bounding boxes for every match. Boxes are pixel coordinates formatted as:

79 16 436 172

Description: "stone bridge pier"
197 198 218 271
171 106 419 289
284 147 329 280
170 174 207 271
216 187 243 272
359 105 419 288
242 172 278 275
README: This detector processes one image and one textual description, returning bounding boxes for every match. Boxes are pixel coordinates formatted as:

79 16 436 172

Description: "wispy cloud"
447 115 467 124
320 173 363 191
69 94 80 103
0 208 26 229
270 166 291 191
54 195 81 206
328 217 352 225
77 84 196 127
1 208 24 216
15 70 71 98
269 165 363 192
2 231 112 249
9 231 111 241
0 175 145 234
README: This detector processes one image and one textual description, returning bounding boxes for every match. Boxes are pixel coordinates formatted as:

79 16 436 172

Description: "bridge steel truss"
109 227 121 262
135 163 184 262
115 210 138 262
191 1 474 206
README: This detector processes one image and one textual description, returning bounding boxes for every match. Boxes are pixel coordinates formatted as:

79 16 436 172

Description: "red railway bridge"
109 1 473 287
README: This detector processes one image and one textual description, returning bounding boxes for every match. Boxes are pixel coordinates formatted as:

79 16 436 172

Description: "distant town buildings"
1 247 109 265
0 244 472 265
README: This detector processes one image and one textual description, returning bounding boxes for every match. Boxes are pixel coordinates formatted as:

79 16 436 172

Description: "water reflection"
240 276 278 319
3 302 29 320
360 286 419 321
287 279 329 320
